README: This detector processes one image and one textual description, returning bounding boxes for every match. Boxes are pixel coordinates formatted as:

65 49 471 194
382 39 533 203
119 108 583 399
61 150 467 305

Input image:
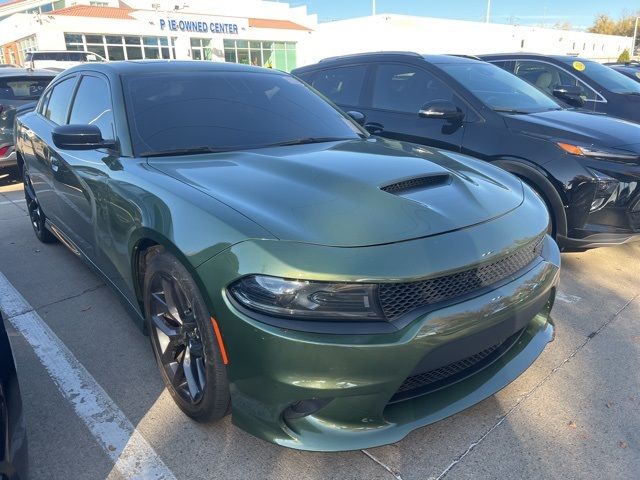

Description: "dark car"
15 60 559 451
1 310 28 479
480 53 640 123
293 52 640 249
604 61 640 83
0 68 56 169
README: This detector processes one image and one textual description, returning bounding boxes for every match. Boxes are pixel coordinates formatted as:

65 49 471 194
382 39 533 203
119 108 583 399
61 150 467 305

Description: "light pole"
372 0 376 16
633 16 639 58
485 0 491 23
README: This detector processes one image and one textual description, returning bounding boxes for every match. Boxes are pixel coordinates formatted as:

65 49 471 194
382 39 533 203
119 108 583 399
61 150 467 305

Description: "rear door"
357 62 465 150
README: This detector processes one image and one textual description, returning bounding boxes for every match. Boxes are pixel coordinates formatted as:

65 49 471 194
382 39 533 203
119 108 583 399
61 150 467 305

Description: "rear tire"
23 168 57 244
143 247 230 422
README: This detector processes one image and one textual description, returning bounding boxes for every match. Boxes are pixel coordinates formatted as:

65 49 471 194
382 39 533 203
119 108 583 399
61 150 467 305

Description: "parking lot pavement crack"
361 449 404 479
435 291 640 480
32 283 107 311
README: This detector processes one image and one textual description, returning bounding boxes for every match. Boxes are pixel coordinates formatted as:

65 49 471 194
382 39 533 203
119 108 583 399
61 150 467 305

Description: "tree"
588 11 640 36
618 48 631 63
553 21 573 31
588 13 618 35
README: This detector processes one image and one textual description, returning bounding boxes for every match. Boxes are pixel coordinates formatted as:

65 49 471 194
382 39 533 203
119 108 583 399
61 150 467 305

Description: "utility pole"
633 17 639 57
485 0 491 23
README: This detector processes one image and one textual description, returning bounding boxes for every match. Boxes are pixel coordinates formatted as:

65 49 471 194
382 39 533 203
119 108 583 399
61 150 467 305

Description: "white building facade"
0 0 317 70
301 14 633 65
0 1 633 69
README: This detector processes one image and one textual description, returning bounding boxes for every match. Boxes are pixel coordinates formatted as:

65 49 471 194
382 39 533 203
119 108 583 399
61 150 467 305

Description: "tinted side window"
44 77 76 125
372 64 454 113
69 75 114 140
513 60 597 101
310 65 367 106
489 60 514 72
38 88 51 115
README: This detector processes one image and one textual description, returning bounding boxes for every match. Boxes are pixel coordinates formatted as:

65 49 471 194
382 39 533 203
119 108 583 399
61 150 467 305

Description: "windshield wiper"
258 136 359 148
140 146 235 157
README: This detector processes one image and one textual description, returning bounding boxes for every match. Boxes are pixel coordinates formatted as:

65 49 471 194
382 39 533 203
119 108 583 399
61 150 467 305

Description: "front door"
357 63 466 151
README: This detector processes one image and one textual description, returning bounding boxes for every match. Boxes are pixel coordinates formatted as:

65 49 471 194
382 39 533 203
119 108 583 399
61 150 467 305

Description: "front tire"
143 247 230 422
23 168 57 243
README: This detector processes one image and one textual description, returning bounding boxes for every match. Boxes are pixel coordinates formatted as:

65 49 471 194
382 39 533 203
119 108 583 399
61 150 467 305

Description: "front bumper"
558 157 640 248
197 193 559 450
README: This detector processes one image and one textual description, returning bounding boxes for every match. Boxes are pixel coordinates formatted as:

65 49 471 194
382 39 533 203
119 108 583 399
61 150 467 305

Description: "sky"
292 0 637 29
0 0 636 29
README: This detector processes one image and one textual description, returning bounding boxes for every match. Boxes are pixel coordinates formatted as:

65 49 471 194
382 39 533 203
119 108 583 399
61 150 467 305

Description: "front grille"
396 343 501 395
388 327 526 404
379 238 544 321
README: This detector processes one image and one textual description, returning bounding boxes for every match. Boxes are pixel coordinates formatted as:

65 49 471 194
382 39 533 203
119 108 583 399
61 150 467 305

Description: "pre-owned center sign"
159 17 239 34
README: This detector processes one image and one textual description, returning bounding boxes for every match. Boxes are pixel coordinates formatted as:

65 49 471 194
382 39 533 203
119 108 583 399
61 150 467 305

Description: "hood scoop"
381 174 451 195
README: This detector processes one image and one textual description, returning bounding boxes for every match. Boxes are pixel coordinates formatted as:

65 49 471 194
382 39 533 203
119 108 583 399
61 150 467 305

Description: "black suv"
293 52 640 249
480 53 640 123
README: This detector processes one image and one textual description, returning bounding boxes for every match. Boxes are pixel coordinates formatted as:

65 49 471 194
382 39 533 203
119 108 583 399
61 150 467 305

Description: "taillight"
0 145 10 157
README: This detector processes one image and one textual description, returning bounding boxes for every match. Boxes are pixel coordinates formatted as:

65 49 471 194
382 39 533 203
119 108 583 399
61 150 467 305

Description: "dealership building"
0 0 317 70
0 0 634 69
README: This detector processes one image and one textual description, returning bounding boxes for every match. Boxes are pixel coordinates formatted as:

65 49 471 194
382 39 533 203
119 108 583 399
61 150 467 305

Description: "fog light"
283 397 333 420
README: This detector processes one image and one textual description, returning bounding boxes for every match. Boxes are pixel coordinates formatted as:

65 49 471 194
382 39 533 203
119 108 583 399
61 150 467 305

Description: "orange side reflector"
211 317 229 365
557 142 584 155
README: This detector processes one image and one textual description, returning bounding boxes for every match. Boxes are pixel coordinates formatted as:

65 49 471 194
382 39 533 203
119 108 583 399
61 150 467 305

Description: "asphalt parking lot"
0 167 639 480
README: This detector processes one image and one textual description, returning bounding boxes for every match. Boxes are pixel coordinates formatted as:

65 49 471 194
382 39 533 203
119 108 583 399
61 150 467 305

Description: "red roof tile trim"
52 5 134 20
248 18 311 31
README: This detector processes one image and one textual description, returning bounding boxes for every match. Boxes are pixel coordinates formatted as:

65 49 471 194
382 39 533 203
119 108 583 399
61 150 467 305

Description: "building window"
65 33 176 60
23 0 65 16
190 38 213 60
17 35 38 63
223 39 297 72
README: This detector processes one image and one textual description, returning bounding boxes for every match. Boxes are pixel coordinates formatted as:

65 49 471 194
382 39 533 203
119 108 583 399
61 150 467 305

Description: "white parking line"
0 199 25 205
0 272 176 480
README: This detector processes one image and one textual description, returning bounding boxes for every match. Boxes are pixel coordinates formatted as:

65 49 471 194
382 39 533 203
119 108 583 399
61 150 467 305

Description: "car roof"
479 53 588 62
0 68 58 78
295 52 484 72
61 60 288 77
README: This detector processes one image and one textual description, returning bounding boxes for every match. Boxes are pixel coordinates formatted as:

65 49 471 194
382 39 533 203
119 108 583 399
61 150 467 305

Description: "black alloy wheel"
144 247 230 421
148 273 207 404
23 168 57 243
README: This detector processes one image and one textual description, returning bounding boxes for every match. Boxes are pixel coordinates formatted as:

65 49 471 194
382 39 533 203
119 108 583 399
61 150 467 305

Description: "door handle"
364 122 384 135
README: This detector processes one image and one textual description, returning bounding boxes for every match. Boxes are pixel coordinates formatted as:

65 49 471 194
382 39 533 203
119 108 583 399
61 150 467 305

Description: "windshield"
123 71 363 155
0 76 52 100
440 62 562 113
559 58 640 94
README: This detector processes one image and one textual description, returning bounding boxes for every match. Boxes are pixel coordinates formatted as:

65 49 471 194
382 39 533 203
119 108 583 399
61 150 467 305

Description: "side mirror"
418 100 465 121
346 110 365 126
52 124 114 150
552 85 585 107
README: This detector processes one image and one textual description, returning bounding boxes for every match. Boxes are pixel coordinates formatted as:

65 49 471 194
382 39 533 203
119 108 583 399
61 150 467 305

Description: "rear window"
0 76 53 100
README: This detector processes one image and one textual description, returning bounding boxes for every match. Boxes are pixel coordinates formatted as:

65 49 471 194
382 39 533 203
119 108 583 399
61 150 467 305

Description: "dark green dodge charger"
15 61 560 451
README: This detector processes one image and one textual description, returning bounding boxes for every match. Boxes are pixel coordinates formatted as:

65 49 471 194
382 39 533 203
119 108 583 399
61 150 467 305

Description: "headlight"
228 275 385 321
556 142 638 161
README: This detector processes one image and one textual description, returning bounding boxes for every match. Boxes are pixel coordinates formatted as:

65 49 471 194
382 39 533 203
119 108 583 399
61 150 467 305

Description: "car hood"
503 109 640 150
149 139 524 247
